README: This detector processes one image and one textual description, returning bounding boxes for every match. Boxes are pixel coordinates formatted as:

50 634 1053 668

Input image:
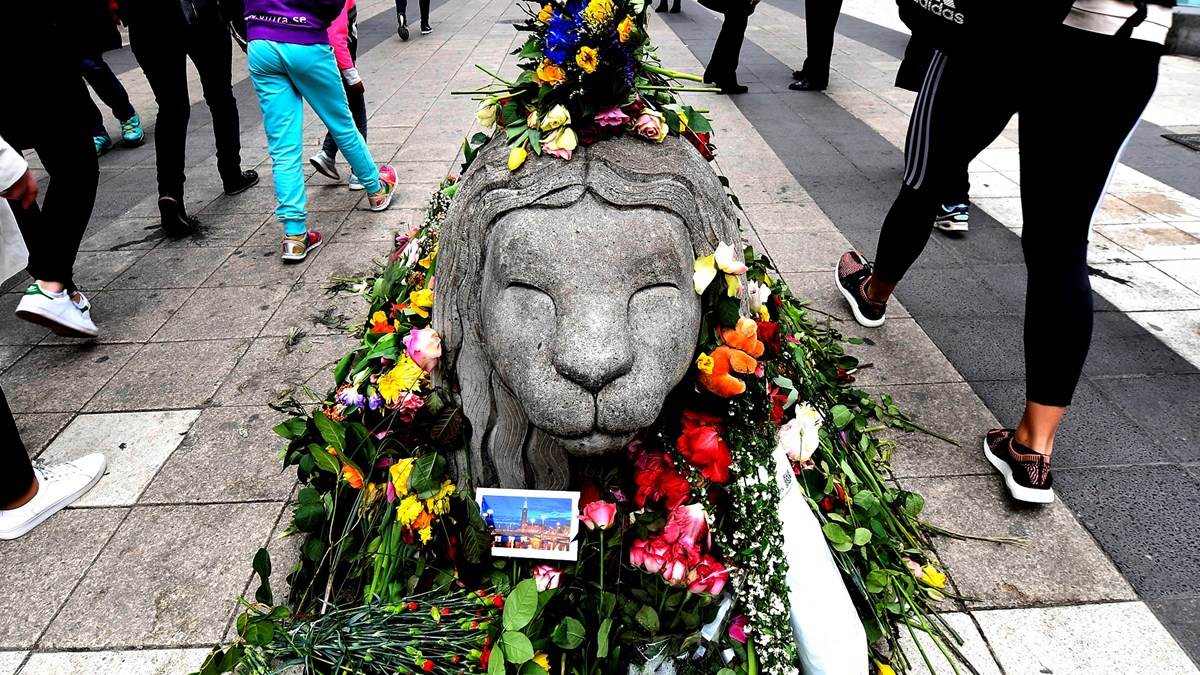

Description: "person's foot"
367 165 398 211
934 203 970 233
281 230 323 263
834 250 887 328
397 13 410 40
655 1 668 11
348 172 364 191
223 169 260 196
94 134 113 157
669 2 681 12
420 21 432 34
309 151 341 181
788 76 827 92
715 80 749 95
120 113 145 147
792 69 805 80
158 195 199 236
983 429 1054 504
0 454 107 540
14 284 99 338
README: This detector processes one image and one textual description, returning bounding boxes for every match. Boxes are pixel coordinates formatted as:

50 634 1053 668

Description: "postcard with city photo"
475 488 580 561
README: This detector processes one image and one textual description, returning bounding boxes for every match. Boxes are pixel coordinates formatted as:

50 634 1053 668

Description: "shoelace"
122 120 137 133
32 460 76 482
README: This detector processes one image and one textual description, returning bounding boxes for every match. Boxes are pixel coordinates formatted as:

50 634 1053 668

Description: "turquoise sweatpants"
247 40 381 235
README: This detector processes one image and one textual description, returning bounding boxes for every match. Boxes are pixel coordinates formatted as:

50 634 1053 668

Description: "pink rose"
580 500 617 530
686 555 728 595
630 539 648 568
661 503 710 560
402 327 442 372
594 106 630 127
395 391 426 422
635 537 670 574
634 110 668 143
661 555 689 586
532 564 562 592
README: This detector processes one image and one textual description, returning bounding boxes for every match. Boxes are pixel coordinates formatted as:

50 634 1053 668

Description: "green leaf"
251 548 273 605
718 670 737 675
242 618 275 647
293 502 325 532
853 527 873 546
900 491 926 518
552 616 586 650
830 404 854 429
502 579 539 632
596 618 613 658
517 35 544 59
309 444 340 475
313 413 346 452
488 644 507 675
273 418 307 440
462 495 491 564
865 569 889 594
822 522 850 545
635 605 660 635
716 297 741 328
407 453 447 499
333 351 353 385
502 630 535 664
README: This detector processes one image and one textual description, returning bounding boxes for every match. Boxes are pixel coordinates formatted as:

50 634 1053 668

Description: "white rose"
540 104 571 131
777 403 823 462
476 101 497 128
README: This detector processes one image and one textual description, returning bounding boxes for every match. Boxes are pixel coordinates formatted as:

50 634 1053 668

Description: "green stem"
746 638 759 675
643 63 705 82
475 63 515 87
638 85 722 93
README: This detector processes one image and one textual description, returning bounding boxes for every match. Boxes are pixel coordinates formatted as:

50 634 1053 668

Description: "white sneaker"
15 284 99 338
309 151 340 181
348 172 365 191
0 454 107 540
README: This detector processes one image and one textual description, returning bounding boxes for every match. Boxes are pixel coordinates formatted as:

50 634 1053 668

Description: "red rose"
492 594 504 608
633 451 692 510
757 321 781 356
422 660 434 673
767 382 790 427
577 124 604 146
684 130 716 161
677 410 732 484
687 554 729 595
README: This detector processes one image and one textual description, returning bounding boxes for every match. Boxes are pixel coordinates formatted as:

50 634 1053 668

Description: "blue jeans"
80 54 136 138
247 40 381 235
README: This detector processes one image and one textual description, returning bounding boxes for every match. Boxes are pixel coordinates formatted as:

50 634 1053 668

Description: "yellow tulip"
508 144 529 171
921 564 947 589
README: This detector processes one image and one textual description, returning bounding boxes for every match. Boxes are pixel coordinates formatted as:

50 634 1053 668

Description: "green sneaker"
120 114 145 147
94 134 113 157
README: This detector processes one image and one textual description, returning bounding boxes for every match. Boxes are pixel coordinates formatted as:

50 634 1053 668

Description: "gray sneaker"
309 151 340 181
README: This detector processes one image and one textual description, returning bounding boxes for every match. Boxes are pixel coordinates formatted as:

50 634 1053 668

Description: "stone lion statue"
434 134 741 489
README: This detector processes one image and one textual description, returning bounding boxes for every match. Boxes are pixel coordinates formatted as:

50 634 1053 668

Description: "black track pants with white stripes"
872 26 1161 407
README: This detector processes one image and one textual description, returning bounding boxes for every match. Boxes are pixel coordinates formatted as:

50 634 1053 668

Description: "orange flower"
412 510 434 531
536 60 566 86
617 15 634 42
342 464 364 489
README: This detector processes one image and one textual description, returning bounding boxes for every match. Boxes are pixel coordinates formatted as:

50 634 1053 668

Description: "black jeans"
395 0 430 23
706 6 749 83
80 53 136 138
0 68 99 291
873 28 1161 407
129 17 243 199
0 387 34 506
800 0 843 84
322 39 368 160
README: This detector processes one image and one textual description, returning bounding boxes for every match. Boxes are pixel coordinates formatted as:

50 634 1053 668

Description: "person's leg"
799 0 843 84
395 0 411 38
79 53 136 123
321 80 367 161
706 9 749 88
0 387 35 510
130 29 190 200
248 40 309 236
186 21 245 187
419 0 431 28
1014 27 1161 454
286 44 382 194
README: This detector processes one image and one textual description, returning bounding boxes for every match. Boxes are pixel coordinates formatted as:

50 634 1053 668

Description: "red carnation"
422 660 434 673
677 410 732 484
757 320 781 356
492 594 504 608
633 451 692 510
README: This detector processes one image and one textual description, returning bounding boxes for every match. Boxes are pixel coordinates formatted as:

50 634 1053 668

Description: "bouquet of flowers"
462 0 717 169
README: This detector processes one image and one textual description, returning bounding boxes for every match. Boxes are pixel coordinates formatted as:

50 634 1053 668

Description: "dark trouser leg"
800 0 843 84
187 22 243 183
131 29 190 199
419 0 430 22
1018 27 1161 407
0 387 34 507
79 54 136 122
873 51 1013 283
322 39 367 160
3 75 99 291
706 8 749 82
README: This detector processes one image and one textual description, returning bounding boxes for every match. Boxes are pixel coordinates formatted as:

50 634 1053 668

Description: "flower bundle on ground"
200 170 976 675
462 0 717 169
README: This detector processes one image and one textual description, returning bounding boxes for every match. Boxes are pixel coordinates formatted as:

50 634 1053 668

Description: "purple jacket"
244 0 345 45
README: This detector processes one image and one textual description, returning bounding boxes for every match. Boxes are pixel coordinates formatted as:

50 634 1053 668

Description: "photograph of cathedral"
476 488 580 561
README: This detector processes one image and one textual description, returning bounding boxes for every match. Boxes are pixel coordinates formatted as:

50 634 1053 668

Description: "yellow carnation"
583 0 613 26
396 494 424 526
575 46 599 74
695 352 714 375
408 288 434 318
537 3 553 23
378 356 425 404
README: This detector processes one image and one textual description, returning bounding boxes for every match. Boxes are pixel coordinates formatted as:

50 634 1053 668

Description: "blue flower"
543 2 584 64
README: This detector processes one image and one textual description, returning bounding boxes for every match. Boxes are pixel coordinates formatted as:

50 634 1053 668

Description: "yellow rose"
508 144 529 171
408 288 434 318
543 127 578 155
536 3 554 23
696 352 714 375
692 254 717 294
617 15 634 42
575 45 599 74
536 61 566 86
540 103 571 131
725 273 740 297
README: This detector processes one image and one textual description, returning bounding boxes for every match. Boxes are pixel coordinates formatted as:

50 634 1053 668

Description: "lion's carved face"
479 194 701 457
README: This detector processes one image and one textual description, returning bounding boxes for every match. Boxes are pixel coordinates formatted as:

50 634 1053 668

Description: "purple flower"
368 390 383 410
336 385 366 408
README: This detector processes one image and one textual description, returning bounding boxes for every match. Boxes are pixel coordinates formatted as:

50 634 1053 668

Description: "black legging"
873 26 1161 407
0 387 34 505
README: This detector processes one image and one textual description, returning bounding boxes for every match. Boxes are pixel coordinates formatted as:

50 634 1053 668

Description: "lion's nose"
553 296 634 393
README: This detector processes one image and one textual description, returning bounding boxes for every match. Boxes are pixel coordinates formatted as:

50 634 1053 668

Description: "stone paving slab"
0 653 24 675
18 648 212 675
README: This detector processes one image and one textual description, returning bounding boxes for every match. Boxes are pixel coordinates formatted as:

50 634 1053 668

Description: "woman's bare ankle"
1 477 39 510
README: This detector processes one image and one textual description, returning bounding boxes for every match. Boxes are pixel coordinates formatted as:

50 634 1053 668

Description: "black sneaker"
983 429 1054 504
420 21 432 34
788 76 827 92
397 13 410 40
834 250 886 327
934 203 969 233
158 195 199 236
223 169 260 196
